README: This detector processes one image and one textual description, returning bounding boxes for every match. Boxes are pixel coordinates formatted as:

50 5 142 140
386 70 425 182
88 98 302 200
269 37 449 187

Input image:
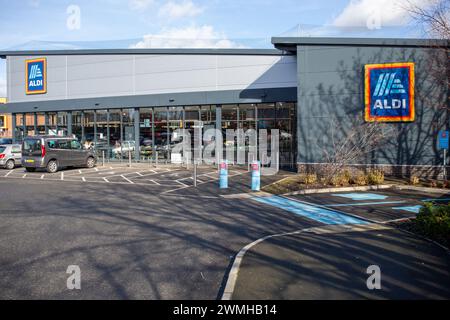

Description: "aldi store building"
1 37 448 174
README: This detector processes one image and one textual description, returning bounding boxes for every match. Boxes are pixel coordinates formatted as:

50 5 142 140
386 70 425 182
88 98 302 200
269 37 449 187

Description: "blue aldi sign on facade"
25 58 47 95
364 62 415 122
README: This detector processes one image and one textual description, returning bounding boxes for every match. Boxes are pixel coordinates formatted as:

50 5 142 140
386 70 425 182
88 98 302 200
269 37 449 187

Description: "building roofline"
0 48 290 59
271 37 450 51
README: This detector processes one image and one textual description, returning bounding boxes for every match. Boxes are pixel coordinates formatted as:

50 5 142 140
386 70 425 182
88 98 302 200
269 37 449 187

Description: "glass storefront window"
154 108 168 161
95 110 109 158
83 111 95 149
57 112 68 136
72 111 83 142
47 112 58 136
109 109 122 160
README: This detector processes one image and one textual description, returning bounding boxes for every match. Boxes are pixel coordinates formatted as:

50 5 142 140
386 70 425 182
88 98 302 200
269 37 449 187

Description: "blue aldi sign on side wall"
364 62 415 122
25 58 47 95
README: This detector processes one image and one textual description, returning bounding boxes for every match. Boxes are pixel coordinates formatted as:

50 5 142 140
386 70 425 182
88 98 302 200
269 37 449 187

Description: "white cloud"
333 0 434 27
0 77 6 97
129 0 155 11
131 25 243 48
158 1 204 20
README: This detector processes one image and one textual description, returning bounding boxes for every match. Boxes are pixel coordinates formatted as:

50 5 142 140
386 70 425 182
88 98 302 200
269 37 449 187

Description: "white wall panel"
7 54 297 103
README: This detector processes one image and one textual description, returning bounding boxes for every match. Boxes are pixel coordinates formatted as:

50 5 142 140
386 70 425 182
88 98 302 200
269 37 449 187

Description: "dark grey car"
22 136 97 173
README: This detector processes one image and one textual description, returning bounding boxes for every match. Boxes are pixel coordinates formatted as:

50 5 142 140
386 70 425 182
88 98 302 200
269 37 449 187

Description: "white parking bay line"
40 174 45 179
136 172 143 176
4 170 14 177
61 172 64 181
150 179 160 185
82 177 86 182
22 174 27 178
176 180 189 187
103 177 109 183
121 175 134 184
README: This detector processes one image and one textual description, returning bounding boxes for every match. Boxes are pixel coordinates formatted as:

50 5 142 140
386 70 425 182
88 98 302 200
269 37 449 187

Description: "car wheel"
46 160 58 173
5 159 15 170
86 157 95 168
25 167 36 172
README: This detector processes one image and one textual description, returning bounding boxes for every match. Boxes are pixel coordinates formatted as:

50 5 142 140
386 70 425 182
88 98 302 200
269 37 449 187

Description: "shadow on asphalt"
0 177 316 299
233 227 450 299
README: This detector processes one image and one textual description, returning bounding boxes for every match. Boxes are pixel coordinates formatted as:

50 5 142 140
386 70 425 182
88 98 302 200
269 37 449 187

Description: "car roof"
25 135 74 140
0 144 20 147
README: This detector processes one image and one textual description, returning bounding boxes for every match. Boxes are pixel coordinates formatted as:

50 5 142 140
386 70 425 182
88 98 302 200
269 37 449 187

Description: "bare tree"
405 0 449 111
319 117 394 181
405 0 449 39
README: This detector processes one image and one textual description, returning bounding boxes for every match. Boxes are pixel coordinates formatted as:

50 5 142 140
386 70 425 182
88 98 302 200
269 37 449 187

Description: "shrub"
329 169 351 186
303 173 317 185
352 171 368 186
367 169 385 185
415 203 450 248
410 175 420 185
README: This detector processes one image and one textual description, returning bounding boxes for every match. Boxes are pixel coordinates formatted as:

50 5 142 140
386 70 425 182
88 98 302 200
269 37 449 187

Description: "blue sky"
0 0 433 96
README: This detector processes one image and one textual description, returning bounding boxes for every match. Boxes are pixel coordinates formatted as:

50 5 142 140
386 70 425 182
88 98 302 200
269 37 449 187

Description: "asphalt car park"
0 171 316 299
1 166 449 299
0 163 291 196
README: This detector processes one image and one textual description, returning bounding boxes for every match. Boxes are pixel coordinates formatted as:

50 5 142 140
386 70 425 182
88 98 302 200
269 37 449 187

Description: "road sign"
439 131 449 150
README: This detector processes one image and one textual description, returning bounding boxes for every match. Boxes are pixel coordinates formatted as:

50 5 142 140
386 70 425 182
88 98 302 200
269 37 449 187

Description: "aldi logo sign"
25 58 47 95
364 62 414 122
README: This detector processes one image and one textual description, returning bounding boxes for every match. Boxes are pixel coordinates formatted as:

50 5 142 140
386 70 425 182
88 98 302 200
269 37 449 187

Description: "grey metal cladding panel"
3 87 297 113
296 45 448 165
8 56 67 102
297 46 437 96
217 55 295 68
220 60 297 89
67 55 134 81
68 76 135 97
135 55 217 74
7 53 298 103
272 36 450 48
135 69 217 94
0 48 287 57
298 71 363 96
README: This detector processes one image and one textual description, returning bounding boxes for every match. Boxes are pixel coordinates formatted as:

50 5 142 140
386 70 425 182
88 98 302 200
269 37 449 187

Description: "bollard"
102 150 105 167
251 161 261 191
193 161 197 187
219 160 228 189
128 148 132 167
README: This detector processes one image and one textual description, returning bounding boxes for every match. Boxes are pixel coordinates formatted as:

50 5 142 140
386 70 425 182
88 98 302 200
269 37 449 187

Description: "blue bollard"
251 161 260 191
219 160 228 189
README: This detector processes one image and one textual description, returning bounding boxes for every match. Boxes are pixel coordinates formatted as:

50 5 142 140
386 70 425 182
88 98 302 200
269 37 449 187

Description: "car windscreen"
23 139 42 155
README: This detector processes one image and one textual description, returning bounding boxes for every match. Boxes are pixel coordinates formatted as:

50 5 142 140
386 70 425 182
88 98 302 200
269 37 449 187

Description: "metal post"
12 114 16 144
67 111 72 137
193 160 197 187
444 149 447 180
102 150 105 167
128 146 132 168
34 113 38 135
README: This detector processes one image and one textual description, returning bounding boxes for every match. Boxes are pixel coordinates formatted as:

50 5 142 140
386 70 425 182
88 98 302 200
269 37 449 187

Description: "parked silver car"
0 144 22 170
22 136 97 173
